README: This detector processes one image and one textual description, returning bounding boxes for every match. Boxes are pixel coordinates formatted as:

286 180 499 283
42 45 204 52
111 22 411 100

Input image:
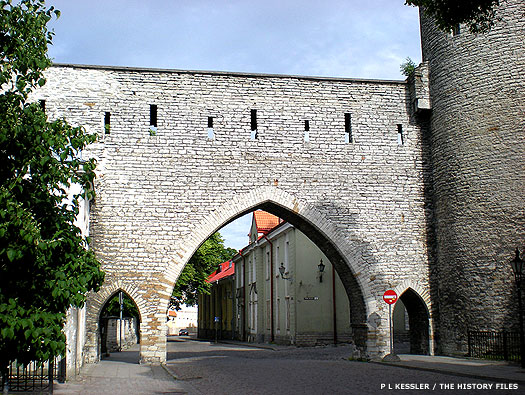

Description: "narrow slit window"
39 100 46 112
304 120 310 142
150 105 158 127
207 116 214 139
397 124 404 145
250 109 258 140
104 112 111 134
452 24 461 36
344 113 352 143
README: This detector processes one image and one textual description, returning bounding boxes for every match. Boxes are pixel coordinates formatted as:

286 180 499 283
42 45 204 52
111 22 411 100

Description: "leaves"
0 0 104 369
170 233 236 310
405 0 500 33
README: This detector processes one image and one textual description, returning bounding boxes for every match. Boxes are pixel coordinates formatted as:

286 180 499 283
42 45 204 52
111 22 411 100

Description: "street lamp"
510 247 525 368
318 259 326 283
279 263 292 281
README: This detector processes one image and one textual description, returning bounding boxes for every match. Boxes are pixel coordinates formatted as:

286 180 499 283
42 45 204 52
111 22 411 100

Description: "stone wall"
420 0 525 355
105 318 139 352
35 64 433 363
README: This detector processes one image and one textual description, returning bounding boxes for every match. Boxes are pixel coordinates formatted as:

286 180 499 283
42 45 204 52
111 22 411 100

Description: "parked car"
179 329 189 336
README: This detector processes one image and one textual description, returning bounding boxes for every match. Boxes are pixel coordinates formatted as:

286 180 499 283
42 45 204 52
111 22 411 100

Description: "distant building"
198 260 236 339
198 211 356 346
167 305 198 335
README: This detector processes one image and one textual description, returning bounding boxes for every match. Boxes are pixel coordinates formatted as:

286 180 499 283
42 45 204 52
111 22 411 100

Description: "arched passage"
98 289 141 357
393 288 430 355
160 186 374 361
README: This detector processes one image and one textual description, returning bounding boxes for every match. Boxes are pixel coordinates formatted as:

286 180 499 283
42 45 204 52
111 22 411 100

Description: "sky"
45 1 423 250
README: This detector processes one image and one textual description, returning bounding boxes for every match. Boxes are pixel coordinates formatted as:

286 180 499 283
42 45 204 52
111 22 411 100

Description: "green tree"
0 0 104 374
406 0 500 33
101 293 139 319
170 233 237 310
400 57 416 77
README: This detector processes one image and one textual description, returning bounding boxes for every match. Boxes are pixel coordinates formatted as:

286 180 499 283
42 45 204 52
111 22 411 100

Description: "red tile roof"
254 211 282 234
206 260 235 283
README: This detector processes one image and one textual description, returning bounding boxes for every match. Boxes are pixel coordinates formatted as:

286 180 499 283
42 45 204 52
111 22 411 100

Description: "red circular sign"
383 290 398 305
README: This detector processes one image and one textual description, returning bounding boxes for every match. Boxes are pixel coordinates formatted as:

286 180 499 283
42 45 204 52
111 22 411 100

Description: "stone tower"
419 0 525 355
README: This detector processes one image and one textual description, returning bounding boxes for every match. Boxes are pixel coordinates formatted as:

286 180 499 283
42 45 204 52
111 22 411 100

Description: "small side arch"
97 285 142 357
93 281 147 323
392 283 433 355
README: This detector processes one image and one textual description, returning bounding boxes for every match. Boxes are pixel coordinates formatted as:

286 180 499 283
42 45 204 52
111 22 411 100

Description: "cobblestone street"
164 338 519 395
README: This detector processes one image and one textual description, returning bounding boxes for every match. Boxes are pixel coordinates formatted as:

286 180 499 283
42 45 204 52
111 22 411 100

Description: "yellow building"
197 260 235 340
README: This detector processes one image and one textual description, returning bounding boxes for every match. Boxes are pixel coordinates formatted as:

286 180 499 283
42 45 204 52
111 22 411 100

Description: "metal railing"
468 331 521 362
1 356 65 393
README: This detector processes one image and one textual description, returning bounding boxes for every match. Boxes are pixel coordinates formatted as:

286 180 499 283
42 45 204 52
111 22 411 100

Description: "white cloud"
218 212 252 251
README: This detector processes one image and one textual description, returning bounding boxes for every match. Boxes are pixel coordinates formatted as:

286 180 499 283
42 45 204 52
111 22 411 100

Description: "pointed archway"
98 290 141 358
393 288 430 355
159 186 375 361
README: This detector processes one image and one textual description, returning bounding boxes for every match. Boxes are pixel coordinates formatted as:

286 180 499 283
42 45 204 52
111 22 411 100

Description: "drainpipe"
332 265 337 345
243 255 247 341
231 274 235 340
262 235 274 343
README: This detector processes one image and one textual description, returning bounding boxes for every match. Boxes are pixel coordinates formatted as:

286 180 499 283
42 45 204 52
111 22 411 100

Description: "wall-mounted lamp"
318 259 326 282
279 263 292 281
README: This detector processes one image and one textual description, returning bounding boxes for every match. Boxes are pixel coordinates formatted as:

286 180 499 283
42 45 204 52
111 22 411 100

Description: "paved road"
165 338 519 395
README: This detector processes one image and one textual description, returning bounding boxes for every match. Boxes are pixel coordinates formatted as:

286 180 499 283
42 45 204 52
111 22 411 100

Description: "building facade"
216 211 352 346
198 260 236 340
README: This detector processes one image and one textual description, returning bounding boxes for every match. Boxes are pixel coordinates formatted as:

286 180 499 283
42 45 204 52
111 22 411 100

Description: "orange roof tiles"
254 211 282 234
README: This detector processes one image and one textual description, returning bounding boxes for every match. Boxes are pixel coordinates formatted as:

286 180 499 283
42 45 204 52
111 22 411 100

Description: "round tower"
420 0 525 356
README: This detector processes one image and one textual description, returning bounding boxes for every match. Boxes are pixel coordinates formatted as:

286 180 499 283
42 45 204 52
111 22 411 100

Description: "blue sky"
48 1 421 80
46 1 422 250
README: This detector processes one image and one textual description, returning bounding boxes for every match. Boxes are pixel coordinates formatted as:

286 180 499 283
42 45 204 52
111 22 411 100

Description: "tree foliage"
101 292 139 319
406 0 500 33
400 57 417 77
0 0 104 368
170 233 237 310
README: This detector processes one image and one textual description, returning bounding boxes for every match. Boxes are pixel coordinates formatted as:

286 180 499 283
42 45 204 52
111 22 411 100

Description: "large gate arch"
160 186 377 354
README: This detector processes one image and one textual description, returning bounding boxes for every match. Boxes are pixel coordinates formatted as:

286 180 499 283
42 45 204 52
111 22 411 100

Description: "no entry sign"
383 290 398 305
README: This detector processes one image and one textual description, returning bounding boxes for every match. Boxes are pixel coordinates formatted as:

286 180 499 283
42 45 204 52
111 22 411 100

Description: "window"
104 112 111 135
397 124 404 145
284 235 289 272
39 100 46 112
150 104 158 127
276 298 280 331
275 244 280 276
266 300 271 329
252 255 256 282
304 120 310 142
250 109 258 140
207 116 215 139
266 248 270 280
285 297 291 331
344 113 352 143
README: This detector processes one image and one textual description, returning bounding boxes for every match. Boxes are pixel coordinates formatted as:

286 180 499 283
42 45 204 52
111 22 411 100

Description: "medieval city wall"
36 64 432 362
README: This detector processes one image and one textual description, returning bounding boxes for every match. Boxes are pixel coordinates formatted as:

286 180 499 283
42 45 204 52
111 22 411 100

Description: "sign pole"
382 289 400 362
389 303 393 355
119 291 123 352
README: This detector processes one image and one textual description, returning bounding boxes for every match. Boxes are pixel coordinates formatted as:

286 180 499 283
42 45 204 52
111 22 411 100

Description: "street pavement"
54 337 525 394
53 344 192 395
